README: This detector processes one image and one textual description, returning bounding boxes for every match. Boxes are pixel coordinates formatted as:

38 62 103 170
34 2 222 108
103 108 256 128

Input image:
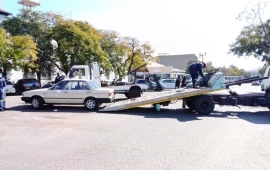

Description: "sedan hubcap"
32 99 39 108
86 100 95 109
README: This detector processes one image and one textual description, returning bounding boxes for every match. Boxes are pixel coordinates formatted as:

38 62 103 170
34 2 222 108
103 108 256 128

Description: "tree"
123 37 157 75
50 17 110 75
0 28 38 74
1 9 55 82
100 30 128 77
259 64 268 76
229 1 270 65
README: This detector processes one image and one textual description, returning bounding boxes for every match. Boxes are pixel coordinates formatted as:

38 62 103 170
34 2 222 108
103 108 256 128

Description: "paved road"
0 84 270 170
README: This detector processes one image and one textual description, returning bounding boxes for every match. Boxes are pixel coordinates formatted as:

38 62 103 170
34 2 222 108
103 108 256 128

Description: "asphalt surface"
0 84 270 170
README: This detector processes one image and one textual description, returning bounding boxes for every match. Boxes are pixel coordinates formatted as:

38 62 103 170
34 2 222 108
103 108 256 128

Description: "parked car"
42 81 55 88
135 79 166 91
14 78 41 95
5 81 16 95
252 81 260 86
159 79 176 89
21 79 115 110
101 80 111 87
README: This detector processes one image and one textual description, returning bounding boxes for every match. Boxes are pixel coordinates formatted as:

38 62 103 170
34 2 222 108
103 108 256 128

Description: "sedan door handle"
63 91 68 93
86 91 91 93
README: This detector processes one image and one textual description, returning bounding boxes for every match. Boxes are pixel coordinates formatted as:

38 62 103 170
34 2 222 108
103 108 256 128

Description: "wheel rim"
32 98 39 108
201 101 209 110
86 99 96 109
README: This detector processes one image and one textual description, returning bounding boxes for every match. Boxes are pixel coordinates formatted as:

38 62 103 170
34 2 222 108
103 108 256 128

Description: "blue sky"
2 0 269 71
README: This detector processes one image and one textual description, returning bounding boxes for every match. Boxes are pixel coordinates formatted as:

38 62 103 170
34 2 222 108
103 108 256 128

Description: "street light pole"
199 52 207 62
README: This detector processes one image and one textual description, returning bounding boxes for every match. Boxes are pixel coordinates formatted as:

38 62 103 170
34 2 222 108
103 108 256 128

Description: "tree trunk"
37 71 41 85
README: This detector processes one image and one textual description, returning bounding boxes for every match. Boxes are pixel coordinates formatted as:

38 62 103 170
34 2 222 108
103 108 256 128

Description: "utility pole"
199 52 207 62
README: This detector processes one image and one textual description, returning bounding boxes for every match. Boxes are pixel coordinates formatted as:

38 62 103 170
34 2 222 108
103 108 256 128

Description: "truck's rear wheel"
128 88 141 99
194 95 215 115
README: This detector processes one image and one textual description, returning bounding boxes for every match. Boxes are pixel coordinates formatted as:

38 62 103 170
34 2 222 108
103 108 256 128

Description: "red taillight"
108 92 114 96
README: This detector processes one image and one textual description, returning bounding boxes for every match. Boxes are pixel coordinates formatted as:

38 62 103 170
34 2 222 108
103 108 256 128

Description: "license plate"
5 89 8 92
26 87 30 90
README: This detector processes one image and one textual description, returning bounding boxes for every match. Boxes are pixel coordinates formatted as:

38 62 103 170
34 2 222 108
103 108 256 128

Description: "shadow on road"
7 104 270 124
101 107 270 124
7 105 91 113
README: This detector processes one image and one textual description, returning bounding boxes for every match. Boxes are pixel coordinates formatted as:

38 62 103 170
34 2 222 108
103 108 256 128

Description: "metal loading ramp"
99 88 218 112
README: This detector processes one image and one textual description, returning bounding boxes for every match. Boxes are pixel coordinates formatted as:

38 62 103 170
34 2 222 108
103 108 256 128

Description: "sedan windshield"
89 80 101 89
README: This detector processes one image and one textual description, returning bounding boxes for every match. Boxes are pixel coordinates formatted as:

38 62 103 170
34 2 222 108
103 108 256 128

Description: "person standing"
55 73 61 84
0 67 5 111
181 75 187 88
175 75 180 89
188 62 207 88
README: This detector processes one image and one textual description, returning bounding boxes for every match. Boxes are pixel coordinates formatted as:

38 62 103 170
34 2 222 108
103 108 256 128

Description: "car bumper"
98 96 115 103
21 97 31 103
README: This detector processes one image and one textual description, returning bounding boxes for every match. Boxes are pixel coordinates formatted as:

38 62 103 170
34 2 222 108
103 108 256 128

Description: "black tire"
16 89 23 95
185 99 195 110
194 95 215 115
265 89 270 97
124 93 129 98
31 96 44 109
128 88 141 99
156 86 162 91
84 97 98 111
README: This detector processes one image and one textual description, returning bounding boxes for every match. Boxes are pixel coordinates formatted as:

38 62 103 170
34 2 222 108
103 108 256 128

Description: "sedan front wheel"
31 97 44 109
84 98 98 111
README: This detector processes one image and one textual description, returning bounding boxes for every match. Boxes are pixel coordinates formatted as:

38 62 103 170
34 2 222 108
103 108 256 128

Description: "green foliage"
0 28 38 71
229 1 270 65
1 9 55 80
123 37 157 75
100 31 157 77
1 8 157 79
50 17 109 74
100 30 127 77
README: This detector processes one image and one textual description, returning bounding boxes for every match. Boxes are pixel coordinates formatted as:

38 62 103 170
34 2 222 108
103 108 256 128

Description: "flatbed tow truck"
99 69 270 115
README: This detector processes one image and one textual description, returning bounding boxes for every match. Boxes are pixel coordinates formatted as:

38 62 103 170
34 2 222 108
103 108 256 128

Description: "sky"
2 0 270 71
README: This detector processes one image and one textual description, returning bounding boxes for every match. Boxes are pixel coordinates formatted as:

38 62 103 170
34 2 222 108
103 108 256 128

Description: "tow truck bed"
100 69 270 114
99 87 222 112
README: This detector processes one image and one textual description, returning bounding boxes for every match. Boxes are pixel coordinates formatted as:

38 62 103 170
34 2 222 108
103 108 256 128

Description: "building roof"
147 62 165 67
172 68 186 73
0 9 11 16
157 54 197 71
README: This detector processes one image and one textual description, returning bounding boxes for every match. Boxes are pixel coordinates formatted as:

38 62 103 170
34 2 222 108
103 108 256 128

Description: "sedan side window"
71 81 91 90
53 81 70 90
81 82 91 90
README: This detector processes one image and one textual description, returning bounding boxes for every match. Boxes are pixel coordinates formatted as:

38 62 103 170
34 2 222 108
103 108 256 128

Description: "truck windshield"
89 80 100 89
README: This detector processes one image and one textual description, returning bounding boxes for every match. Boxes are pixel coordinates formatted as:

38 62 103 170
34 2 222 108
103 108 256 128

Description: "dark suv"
14 78 41 95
